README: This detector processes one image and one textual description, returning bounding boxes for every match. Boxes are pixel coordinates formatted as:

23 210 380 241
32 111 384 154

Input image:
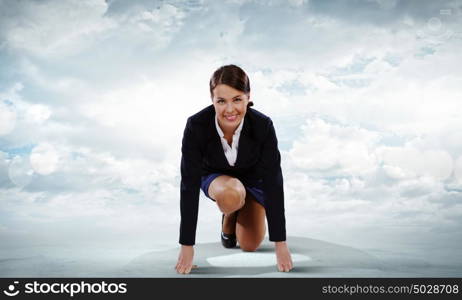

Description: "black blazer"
179 104 286 245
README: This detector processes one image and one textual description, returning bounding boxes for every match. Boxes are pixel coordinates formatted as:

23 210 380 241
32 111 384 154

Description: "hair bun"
247 101 254 107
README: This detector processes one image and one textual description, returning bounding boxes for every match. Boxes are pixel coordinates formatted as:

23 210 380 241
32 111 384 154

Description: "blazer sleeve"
179 117 203 245
257 119 287 242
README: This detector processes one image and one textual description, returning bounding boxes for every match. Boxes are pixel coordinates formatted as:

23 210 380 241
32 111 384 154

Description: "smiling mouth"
224 115 238 121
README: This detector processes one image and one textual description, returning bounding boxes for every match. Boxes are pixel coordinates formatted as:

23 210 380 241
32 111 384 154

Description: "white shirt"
215 113 244 167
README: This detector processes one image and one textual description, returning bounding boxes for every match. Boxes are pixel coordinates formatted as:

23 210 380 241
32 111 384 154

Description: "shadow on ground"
118 236 461 277
2 236 461 277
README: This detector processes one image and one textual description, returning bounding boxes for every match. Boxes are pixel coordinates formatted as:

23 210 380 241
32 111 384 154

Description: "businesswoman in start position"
175 64 293 274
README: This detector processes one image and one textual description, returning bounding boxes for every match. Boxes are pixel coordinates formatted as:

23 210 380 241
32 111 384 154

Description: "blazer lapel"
205 114 231 168
234 115 256 167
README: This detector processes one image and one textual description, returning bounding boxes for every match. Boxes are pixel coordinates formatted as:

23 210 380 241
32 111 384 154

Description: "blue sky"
1 0 462 260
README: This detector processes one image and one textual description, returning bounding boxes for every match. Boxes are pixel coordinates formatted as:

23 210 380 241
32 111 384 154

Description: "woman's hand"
275 241 293 272
175 245 196 274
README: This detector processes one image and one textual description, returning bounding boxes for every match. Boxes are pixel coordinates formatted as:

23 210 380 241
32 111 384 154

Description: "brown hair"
209 64 254 108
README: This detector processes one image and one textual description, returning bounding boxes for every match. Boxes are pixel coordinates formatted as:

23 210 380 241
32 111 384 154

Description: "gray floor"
1 236 462 277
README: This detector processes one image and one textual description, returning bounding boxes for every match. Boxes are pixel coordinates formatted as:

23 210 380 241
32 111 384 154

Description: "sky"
1 0 462 264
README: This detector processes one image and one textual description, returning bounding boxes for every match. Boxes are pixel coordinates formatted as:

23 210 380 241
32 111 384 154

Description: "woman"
175 64 293 274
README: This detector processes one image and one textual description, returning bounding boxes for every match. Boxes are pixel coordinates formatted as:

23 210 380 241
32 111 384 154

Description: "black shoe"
221 213 237 248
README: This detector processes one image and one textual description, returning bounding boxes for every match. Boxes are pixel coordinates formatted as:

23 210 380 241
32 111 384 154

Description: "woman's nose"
225 103 234 112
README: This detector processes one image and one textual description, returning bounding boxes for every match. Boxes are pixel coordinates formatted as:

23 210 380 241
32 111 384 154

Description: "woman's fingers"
175 263 198 274
275 243 294 272
276 251 294 272
182 264 198 274
175 246 195 274
277 259 294 272
278 264 291 272
179 265 189 274
278 263 288 272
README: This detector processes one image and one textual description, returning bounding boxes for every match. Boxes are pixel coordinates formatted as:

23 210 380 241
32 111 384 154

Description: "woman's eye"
217 98 241 103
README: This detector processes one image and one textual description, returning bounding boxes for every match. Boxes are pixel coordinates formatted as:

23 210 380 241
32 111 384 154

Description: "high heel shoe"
221 213 237 248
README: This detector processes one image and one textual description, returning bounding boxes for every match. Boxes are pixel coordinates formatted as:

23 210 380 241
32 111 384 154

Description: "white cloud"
286 117 380 177
0 100 16 135
30 143 60 175
25 104 52 124
288 0 309 7
0 0 115 57
0 0 461 255
7 155 34 189
113 3 188 50
378 145 453 181
454 155 462 185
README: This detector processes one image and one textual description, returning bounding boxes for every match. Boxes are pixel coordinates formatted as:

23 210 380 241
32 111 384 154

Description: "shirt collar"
215 113 244 138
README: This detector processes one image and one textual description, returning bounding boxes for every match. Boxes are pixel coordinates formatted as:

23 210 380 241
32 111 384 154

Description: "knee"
217 179 245 214
240 243 259 252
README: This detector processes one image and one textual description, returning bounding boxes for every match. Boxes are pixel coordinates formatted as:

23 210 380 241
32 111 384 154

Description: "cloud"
378 145 453 181
454 156 462 185
0 0 115 57
286 117 380 177
306 0 460 26
0 100 16 135
25 104 51 124
30 143 60 175
7 155 34 189
0 0 461 255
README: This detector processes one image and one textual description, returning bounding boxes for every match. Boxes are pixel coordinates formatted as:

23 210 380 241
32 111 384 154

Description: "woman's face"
212 84 249 132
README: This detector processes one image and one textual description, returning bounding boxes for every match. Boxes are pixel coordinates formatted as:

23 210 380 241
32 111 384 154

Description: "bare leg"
208 175 246 234
236 193 266 252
